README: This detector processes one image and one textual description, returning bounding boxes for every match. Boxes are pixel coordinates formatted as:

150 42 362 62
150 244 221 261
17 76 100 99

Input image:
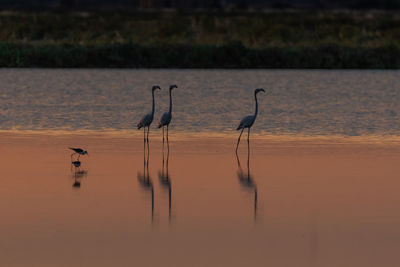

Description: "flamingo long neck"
151 90 155 117
254 92 258 119
169 89 173 114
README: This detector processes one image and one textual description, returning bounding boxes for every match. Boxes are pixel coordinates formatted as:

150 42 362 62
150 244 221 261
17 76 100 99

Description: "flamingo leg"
147 126 150 143
247 127 251 172
143 127 146 142
247 131 251 180
146 137 150 169
235 128 244 154
162 145 165 176
162 126 165 144
235 149 241 168
151 186 154 223
166 136 170 166
166 125 169 143
143 139 146 174
254 188 258 221
169 185 172 221
161 126 164 160
247 127 250 146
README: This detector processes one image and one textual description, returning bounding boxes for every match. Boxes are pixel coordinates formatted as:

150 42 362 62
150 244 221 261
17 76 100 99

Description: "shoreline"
2 42 399 69
1 130 400 146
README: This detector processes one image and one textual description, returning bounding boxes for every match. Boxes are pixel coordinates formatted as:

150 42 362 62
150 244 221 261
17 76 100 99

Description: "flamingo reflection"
137 139 154 223
236 140 258 221
158 136 172 222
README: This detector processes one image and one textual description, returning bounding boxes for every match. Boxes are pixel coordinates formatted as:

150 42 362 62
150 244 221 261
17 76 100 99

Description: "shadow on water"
236 140 258 222
137 139 154 223
158 137 173 223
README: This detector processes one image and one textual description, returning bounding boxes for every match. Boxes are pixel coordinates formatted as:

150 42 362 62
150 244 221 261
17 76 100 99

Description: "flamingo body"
158 111 172 128
235 88 265 153
137 85 161 142
138 113 154 129
158 85 177 141
237 115 256 130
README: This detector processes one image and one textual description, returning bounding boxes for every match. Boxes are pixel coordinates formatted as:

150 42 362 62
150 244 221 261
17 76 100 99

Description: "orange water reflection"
0 133 400 266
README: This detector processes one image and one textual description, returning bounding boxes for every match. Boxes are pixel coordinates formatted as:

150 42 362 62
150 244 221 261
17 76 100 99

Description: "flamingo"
235 88 265 153
137 85 161 142
158 85 177 142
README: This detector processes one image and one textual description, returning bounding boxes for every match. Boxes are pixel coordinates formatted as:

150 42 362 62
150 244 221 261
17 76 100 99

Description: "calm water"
1 69 400 267
1 135 400 267
0 69 399 136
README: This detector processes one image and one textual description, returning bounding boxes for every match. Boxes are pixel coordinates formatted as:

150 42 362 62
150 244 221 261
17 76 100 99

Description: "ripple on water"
0 69 398 137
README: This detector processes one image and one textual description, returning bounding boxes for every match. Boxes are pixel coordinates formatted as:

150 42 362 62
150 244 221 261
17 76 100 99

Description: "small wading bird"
69 147 88 160
235 88 265 153
138 85 161 142
158 85 177 142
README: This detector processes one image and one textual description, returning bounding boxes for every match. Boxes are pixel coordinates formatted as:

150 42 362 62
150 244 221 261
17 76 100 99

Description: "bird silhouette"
137 85 161 143
158 85 177 143
69 147 88 161
235 88 265 154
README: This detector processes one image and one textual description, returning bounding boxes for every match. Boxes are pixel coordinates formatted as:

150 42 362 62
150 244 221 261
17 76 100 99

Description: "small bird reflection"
158 136 172 222
137 138 154 223
71 160 81 168
71 164 88 189
236 140 258 221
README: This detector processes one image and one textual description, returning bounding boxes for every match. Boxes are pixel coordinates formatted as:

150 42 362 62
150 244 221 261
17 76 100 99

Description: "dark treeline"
1 42 399 68
1 10 399 68
1 0 400 9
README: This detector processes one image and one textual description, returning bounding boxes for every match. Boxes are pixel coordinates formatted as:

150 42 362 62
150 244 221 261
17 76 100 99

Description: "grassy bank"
1 42 399 68
1 10 400 68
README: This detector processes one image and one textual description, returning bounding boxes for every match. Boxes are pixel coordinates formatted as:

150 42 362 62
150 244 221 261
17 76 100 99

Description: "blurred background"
0 0 399 68
1 0 400 9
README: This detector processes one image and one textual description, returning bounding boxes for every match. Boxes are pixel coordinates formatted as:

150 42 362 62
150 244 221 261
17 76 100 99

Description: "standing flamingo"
158 85 177 143
137 85 161 142
235 88 265 153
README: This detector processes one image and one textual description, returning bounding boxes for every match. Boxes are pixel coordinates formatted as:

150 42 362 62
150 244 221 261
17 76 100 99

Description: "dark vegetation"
0 10 400 68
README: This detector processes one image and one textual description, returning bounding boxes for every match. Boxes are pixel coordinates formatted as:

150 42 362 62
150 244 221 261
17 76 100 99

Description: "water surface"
0 69 399 266
0 69 398 136
1 134 400 267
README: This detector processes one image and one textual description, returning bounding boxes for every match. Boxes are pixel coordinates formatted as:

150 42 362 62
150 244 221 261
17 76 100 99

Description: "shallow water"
0 69 399 136
0 69 400 266
1 134 400 267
